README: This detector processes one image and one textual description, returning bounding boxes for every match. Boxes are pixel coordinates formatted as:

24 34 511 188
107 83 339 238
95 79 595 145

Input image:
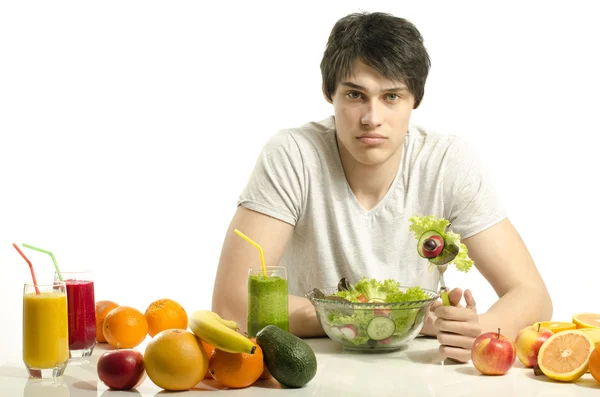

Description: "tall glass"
247 266 289 337
54 271 96 358
22 282 69 379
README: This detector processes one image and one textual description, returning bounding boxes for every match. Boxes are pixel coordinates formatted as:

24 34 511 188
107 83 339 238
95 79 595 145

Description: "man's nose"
360 101 384 128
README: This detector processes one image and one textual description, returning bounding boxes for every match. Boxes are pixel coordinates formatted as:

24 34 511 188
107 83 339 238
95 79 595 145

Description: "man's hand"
434 288 481 363
419 300 442 337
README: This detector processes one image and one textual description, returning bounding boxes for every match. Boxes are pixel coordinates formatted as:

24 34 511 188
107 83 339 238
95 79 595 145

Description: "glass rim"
249 266 286 269
24 281 66 287
248 266 287 274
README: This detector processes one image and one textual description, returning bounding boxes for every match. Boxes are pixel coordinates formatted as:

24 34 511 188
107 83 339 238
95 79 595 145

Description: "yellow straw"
234 229 267 277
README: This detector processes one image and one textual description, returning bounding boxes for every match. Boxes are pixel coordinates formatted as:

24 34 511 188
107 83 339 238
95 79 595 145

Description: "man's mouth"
357 133 387 145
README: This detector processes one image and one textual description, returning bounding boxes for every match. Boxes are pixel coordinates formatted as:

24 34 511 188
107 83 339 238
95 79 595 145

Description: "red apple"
514 324 553 367
97 349 146 390
471 328 516 375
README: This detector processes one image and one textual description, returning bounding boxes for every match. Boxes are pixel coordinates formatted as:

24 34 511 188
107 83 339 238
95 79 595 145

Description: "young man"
212 12 552 362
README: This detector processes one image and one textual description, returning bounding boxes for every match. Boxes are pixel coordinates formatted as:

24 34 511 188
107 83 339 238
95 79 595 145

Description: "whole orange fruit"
201 340 214 379
144 329 208 391
103 306 148 349
95 301 119 343
145 298 188 338
209 339 263 388
590 344 600 383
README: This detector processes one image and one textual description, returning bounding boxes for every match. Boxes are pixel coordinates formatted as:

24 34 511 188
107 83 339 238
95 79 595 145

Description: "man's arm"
211 206 325 338
465 218 553 339
432 218 553 362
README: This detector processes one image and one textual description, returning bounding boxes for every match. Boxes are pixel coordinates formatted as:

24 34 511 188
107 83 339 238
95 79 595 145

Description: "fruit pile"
471 312 600 383
95 299 317 392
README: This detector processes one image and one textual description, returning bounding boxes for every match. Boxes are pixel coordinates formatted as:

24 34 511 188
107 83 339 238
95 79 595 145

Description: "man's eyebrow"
339 81 408 92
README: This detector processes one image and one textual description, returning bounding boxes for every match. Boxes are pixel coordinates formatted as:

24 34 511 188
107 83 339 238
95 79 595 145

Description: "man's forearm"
479 285 553 339
288 295 326 338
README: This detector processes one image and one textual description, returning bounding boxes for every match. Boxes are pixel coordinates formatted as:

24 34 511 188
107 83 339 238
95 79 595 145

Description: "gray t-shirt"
238 116 506 296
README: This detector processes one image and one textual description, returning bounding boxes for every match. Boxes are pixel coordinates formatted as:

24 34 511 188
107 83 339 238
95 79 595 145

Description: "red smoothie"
65 279 96 351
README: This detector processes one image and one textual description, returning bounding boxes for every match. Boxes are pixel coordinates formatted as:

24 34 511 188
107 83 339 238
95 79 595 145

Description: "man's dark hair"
320 12 431 108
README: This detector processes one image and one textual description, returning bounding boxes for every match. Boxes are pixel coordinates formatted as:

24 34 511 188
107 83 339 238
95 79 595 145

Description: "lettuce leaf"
333 277 429 302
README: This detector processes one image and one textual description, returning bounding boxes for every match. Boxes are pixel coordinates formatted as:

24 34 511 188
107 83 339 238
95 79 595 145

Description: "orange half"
579 328 600 347
533 321 576 333
537 330 595 382
572 313 600 329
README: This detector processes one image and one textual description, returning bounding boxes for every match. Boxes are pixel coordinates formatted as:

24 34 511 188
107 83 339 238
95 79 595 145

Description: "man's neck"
338 141 403 211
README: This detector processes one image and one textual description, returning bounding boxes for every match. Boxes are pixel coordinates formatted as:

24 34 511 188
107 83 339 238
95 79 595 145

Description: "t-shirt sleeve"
237 131 305 226
442 137 507 239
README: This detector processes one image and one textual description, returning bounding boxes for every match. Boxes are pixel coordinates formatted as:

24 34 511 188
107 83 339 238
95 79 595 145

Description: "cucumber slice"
367 316 396 341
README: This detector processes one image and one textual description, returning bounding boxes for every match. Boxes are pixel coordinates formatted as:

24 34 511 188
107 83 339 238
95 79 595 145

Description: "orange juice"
23 290 69 370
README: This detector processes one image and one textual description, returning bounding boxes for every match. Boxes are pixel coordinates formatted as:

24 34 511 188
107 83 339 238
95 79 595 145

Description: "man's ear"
322 83 333 104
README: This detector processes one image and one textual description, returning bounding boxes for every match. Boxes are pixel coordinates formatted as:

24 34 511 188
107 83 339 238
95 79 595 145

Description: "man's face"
327 59 415 167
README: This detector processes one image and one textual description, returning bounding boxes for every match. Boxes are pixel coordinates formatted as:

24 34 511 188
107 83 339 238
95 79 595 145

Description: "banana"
188 310 256 354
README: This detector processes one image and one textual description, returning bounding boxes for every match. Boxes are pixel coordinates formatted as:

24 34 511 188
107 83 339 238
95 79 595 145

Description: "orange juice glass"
22 282 69 378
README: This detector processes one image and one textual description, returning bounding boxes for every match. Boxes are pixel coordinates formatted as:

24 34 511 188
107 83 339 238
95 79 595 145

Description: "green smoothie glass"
247 266 289 337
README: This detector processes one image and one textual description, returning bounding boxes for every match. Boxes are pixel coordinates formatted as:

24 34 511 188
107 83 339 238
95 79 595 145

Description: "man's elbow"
535 286 553 322
211 293 247 331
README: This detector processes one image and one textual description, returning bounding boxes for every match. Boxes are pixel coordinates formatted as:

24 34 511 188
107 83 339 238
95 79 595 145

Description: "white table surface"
1 335 599 397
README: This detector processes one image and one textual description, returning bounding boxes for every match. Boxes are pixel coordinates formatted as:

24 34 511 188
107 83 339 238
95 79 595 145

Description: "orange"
209 339 263 388
589 344 600 383
573 313 600 329
200 340 214 379
533 321 576 333
537 329 595 382
144 329 208 391
103 306 148 348
145 298 188 337
95 300 119 343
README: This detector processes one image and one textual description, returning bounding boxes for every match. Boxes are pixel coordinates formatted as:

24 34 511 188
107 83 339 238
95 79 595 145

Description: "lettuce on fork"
408 214 474 272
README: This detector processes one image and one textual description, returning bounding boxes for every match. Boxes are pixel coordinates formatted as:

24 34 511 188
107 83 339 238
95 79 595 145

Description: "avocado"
256 325 317 388
417 230 445 258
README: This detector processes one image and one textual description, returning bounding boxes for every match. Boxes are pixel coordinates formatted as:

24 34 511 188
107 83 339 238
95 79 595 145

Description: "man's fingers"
464 289 477 312
434 305 478 323
437 332 475 350
435 317 482 337
430 301 443 312
448 288 464 307
439 345 471 363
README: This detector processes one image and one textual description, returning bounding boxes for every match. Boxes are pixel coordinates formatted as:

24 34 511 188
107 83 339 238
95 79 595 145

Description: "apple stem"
537 323 540 332
497 328 500 339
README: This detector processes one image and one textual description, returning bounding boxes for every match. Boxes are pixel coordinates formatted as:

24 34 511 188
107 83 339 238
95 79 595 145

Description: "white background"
1 1 599 362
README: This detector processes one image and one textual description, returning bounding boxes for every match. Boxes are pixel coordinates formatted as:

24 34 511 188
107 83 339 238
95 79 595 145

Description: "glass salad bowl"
306 286 438 352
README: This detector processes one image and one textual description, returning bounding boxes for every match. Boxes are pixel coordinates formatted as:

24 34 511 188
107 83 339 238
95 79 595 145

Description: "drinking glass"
54 271 96 358
22 282 69 379
247 266 289 337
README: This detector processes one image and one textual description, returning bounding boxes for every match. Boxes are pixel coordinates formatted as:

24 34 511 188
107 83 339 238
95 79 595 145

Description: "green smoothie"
247 273 289 337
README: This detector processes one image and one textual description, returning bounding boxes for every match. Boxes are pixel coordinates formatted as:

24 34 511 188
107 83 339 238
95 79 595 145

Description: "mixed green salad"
316 277 432 347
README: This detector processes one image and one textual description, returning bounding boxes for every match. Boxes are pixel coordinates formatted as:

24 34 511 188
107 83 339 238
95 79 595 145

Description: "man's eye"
387 93 399 101
347 91 362 99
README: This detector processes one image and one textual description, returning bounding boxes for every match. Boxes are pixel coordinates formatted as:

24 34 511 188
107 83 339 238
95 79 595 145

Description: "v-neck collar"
330 125 409 217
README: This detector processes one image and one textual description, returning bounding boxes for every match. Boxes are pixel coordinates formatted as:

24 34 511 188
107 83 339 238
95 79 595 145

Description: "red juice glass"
54 271 96 358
